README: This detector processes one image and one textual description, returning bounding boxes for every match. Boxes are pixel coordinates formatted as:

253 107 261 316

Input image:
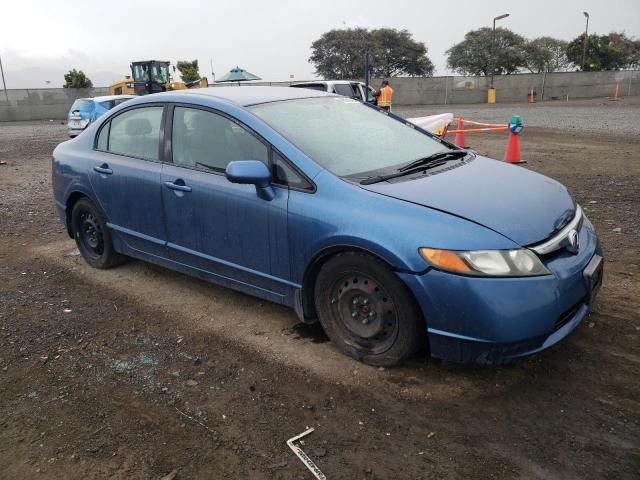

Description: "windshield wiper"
359 149 471 185
398 149 470 172
360 161 447 185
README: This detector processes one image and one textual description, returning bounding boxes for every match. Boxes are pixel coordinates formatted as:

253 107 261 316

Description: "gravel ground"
0 117 639 479
395 96 640 136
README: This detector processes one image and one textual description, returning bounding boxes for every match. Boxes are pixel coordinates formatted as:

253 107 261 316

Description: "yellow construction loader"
109 60 208 96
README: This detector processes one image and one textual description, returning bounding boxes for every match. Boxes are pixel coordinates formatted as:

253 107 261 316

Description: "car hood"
359 156 575 246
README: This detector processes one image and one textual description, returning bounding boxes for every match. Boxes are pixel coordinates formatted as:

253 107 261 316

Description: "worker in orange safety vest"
375 80 393 111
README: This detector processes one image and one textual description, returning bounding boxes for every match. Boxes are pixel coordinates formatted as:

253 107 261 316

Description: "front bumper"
399 220 602 364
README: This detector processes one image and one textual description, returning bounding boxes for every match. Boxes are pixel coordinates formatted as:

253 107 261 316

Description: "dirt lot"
1 100 639 479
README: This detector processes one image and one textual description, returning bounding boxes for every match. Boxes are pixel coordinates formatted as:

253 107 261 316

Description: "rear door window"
102 106 163 160
171 107 268 172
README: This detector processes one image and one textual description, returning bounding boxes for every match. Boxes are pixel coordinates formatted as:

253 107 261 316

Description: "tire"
71 198 125 269
314 252 425 367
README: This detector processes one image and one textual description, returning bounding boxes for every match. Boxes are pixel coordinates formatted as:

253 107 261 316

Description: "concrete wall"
0 87 109 121
371 70 639 105
1 70 638 121
210 70 639 105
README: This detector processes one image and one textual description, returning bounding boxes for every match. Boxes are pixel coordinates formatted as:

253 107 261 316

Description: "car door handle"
164 181 192 192
93 164 113 175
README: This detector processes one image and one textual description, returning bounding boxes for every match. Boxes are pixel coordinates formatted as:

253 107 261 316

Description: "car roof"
147 86 336 107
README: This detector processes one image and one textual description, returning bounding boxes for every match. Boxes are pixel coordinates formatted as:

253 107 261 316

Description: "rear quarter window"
97 122 109 150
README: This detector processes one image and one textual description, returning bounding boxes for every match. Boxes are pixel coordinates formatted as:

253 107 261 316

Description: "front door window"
172 107 268 171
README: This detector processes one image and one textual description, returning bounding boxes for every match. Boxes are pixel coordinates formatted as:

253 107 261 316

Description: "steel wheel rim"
78 211 104 257
329 272 398 354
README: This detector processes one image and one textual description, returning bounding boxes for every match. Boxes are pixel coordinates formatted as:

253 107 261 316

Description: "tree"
567 32 638 71
309 28 433 79
176 60 200 83
630 39 640 68
370 28 434 77
524 37 571 73
63 69 93 89
446 27 527 76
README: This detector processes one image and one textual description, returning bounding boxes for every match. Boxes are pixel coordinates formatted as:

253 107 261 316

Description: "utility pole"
581 12 590 71
490 13 509 89
0 55 9 104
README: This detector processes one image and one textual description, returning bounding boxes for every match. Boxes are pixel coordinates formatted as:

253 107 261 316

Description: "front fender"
288 171 520 283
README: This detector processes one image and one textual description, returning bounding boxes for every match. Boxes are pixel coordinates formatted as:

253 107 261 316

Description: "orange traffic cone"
612 83 620 101
504 115 525 164
504 130 525 164
454 117 467 148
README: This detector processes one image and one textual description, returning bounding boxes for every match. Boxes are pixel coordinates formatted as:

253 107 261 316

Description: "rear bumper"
398 220 602 365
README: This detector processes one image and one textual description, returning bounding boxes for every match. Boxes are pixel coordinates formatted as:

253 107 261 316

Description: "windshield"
150 63 169 83
250 97 448 177
131 64 149 82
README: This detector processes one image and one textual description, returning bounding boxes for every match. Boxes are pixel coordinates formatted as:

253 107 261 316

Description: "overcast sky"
1 0 639 88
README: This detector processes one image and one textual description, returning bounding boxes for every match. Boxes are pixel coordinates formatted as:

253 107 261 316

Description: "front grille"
530 206 583 257
554 297 586 332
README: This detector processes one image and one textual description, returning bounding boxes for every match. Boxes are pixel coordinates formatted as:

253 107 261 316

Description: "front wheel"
314 252 425 367
71 198 125 269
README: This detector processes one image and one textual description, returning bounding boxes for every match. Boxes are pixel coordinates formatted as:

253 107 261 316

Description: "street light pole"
364 51 369 93
490 13 509 89
581 12 590 71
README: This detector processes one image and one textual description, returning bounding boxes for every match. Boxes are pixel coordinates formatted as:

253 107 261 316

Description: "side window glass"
272 150 313 191
97 122 109 150
172 107 268 171
107 107 163 160
334 84 356 97
352 83 364 101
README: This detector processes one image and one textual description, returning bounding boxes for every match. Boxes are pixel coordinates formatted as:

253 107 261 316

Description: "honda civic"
51 87 603 366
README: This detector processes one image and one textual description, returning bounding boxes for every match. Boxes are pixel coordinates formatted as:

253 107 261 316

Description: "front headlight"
419 247 550 277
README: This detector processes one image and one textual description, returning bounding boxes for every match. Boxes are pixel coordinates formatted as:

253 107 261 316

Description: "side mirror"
225 160 275 201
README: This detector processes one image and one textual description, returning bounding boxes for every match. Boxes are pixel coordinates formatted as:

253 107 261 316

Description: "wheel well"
65 192 88 238
301 246 400 321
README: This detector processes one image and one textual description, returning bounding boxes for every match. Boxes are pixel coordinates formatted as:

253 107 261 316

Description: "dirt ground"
0 106 639 479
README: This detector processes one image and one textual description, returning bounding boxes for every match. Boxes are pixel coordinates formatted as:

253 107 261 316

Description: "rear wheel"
314 252 425 366
71 198 125 269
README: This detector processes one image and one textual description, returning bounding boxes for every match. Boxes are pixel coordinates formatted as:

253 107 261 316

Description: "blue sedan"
51 87 603 366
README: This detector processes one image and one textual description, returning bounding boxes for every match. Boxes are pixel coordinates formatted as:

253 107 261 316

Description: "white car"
67 95 135 138
291 80 376 103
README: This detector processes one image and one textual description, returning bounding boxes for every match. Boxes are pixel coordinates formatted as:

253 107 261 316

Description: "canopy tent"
216 66 261 85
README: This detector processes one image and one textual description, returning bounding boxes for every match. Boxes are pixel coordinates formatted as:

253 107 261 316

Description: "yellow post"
487 88 496 104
